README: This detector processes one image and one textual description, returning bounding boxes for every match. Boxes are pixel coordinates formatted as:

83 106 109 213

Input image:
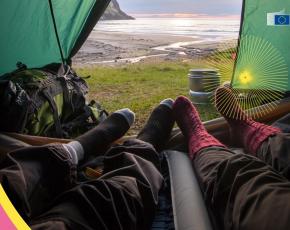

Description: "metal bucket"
189 90 214 104
188 69 220 104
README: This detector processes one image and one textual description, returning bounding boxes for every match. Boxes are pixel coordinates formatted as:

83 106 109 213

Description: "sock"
76 109 135 158
160 98 174 109
215 87 281 154
137 99 175 151
114 108 135 127
63 141 84 164
173 96 225 159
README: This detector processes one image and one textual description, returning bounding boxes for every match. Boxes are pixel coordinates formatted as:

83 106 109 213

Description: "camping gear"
0 0 111 76
164 151 213 230
0 0 111 138
232 0 290 93
0 64 108 138
188 69 220 104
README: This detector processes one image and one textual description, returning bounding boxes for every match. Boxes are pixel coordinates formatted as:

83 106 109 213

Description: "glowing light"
239 71 252 85
197 35 288 120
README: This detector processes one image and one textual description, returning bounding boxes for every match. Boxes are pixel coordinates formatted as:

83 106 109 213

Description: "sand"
72 30 235 67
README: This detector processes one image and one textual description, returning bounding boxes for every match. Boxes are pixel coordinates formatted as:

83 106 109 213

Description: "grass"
76 60 220 135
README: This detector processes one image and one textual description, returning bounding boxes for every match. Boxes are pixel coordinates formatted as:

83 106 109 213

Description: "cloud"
118 0 243 16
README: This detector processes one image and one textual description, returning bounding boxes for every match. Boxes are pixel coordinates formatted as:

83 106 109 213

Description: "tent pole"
48 0 66 65
230 0 246 86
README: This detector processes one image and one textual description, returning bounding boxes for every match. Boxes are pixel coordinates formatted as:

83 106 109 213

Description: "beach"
72 18 239 67
72 31 236 67
73 18 240 133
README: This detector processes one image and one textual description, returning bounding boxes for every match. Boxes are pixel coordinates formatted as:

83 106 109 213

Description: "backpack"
0 63 108 138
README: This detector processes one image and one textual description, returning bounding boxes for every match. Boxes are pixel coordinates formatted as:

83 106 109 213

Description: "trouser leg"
0 144 76 220
194 147 290 230
256 133 290 179
29 139 163 230
172 94 290 230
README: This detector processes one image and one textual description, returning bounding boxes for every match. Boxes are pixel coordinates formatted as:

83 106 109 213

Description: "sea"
94 17 240 42
89 18 240 64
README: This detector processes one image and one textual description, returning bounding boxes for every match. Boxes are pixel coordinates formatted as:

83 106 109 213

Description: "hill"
102 0 134 20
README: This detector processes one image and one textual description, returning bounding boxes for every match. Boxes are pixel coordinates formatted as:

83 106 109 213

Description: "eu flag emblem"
274 15 290 25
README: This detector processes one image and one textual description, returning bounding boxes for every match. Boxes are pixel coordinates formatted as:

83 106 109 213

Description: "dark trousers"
194 133 290 230
0 139 163 230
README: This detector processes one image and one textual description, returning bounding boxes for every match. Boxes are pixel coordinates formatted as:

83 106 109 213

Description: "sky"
118 0 243 17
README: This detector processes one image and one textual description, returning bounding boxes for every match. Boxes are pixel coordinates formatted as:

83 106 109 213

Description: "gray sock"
63 141 85 164
114 108 135 127
160 98 174 109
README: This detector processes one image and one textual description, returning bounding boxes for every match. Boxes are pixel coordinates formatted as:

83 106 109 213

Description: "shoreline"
72 30 237 68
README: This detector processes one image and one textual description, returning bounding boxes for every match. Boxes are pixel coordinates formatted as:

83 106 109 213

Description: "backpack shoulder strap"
41 89 63 138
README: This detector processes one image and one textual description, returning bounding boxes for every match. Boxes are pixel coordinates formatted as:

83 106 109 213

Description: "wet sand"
72 30 236 67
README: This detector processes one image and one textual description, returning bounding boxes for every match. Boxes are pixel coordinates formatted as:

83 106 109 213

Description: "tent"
0 0 110 76
232 0 290 93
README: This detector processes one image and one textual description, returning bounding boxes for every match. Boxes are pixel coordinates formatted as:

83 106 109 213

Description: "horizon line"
129 13 241 20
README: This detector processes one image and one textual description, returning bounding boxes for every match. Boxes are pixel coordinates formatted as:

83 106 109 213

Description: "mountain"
101 0 134 20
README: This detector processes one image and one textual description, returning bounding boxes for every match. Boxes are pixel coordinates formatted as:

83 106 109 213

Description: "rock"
101 0 134 20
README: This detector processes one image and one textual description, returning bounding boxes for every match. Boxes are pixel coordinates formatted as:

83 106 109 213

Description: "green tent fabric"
0 0 110 76
232 0 290 92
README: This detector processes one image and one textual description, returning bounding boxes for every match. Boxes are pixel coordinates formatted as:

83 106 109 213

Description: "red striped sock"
173 96 225 159
215 87 281 154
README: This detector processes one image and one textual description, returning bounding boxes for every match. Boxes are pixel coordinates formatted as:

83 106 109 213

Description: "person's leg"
173 96 290 230
137 98 175 152
256 133 290 179
74 108 135 160
0 144 76 220
29 145 163 230
29 99 175 230
215 87 290 178
173 96 225 159
0 109 134 221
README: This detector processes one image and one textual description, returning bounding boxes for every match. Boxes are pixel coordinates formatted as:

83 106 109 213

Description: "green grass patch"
76 60 220 135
